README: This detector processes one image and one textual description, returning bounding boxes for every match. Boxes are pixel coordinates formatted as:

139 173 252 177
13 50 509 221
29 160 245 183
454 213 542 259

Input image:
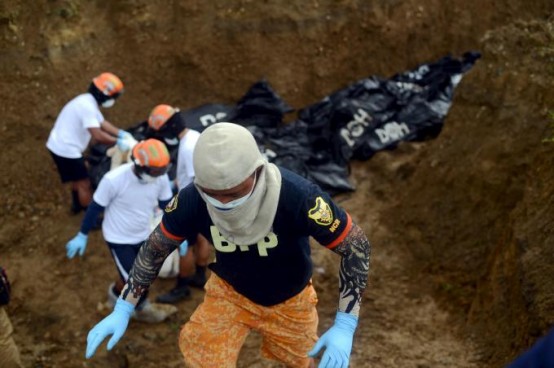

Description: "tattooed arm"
330 221 371 317
119 225 181 305
85 219 186 359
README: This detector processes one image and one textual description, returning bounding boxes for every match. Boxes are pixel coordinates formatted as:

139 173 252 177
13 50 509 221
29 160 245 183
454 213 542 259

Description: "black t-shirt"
161 167 352 306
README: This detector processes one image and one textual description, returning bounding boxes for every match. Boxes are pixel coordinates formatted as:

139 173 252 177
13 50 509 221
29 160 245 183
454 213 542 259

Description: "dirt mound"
380 16 554 366
2 1 554 367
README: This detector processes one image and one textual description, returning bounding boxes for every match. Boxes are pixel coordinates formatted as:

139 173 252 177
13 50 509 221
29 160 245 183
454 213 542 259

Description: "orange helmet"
131 139 171 178
146 104 186 144
148 104 178 131
92 72 124 98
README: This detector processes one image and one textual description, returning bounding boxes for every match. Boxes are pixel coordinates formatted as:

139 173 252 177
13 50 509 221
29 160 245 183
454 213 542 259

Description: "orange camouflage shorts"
179 273 319 368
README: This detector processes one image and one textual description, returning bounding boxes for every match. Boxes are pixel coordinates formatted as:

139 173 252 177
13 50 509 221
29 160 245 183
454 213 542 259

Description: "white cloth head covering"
193 123 282 245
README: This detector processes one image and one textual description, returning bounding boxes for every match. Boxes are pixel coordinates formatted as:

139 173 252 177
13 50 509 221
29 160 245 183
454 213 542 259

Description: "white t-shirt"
46 93 104 158
93 163 173 244
176 129 201 190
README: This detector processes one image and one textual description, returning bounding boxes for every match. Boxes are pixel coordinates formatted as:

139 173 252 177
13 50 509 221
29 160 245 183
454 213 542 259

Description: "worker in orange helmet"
146 104 211 303
65 139 178 323
46 72 137 215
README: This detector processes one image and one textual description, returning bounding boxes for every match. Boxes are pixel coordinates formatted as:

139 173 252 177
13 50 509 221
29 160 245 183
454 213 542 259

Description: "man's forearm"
100 120 121 136
89 127 117 145
332 222 371 316
120 225 180 305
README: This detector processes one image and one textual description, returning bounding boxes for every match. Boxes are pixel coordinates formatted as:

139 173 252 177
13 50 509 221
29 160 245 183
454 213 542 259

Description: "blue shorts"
106 241 144 281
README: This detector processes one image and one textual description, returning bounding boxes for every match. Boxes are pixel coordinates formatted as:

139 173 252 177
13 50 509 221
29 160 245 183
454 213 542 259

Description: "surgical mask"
138 173 157 184
204 172 257 210
163 137 179 146
101 99 115 108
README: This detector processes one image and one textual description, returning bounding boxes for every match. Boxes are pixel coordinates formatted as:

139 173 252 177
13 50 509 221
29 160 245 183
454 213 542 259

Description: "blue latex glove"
86 298 134 359
179 239 189 256
66 232 88 259
308 312 358 368
116 130 137 151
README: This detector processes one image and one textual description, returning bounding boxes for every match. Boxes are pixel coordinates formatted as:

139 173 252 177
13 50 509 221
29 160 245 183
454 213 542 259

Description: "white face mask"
138 173 157 184
164 137 179 146
204 172 257 210
101 99 115 108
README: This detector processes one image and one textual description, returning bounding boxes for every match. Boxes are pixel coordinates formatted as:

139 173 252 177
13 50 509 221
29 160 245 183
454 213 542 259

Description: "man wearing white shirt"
146 104 211 303
46 72 136 214
65 139 177 323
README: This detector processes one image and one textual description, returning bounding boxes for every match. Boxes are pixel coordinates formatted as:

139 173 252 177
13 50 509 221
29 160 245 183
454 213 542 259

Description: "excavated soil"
2 1 554 367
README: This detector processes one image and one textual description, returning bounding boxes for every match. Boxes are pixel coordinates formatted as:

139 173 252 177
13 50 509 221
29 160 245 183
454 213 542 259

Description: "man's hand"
179 239 189 256
308 312 358 368
66 232 88 258
116 130 138 151
86 298 134 358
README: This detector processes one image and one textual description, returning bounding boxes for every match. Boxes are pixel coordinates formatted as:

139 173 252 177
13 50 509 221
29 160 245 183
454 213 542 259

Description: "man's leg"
48 150 90 214
114 278 125 293
72 177 92 209
156 251 194 303
108 243 149 308
156 234 212 304
70 189 83 214
189 234 211 287
0 307 23 368
107 242 177 323
259 282 319 367
179 274 256 368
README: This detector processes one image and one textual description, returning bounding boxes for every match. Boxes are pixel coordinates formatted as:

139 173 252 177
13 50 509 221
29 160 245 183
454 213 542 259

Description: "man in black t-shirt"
86 123 372 368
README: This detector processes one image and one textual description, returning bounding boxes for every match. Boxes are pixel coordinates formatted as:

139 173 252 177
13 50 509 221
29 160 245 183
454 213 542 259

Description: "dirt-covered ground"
2 1 554 367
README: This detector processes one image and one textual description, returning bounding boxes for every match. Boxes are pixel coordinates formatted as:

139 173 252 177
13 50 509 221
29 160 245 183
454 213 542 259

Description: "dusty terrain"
2 0 554 367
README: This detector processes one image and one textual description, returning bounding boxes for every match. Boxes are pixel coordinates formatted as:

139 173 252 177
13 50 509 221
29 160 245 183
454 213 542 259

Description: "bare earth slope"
1 1 554 367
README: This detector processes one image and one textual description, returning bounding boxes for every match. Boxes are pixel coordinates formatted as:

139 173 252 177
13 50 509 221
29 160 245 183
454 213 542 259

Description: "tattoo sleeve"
120 225 181 305
331 222 371 317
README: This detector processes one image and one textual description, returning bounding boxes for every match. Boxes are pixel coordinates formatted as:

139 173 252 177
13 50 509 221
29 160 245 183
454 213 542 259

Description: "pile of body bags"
89 51 481 196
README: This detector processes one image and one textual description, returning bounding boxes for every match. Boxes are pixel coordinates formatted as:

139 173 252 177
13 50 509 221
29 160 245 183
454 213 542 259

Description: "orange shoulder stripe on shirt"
325 212 352 249
160 221 185 241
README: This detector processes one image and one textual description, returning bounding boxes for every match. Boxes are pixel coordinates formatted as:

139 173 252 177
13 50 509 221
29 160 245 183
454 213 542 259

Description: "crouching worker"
146 104 211 303
85 123 372 367
65 139 184 323
46 72 136 214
